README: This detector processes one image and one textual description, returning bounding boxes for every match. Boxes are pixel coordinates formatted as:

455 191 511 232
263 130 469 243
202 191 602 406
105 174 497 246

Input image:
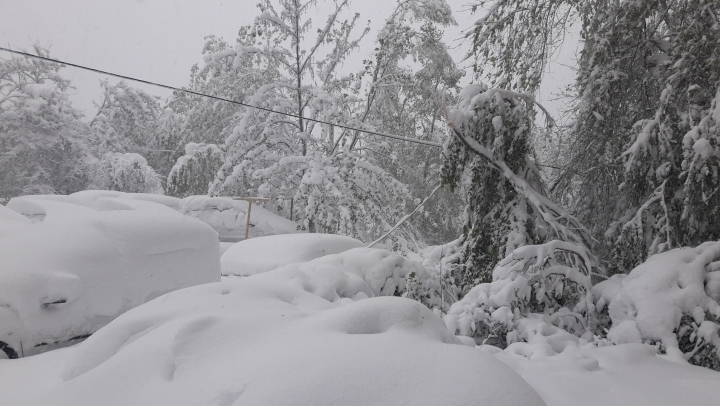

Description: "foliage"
442 84 593 291
89 152 163 194
445 240 595 346
166 143 225 198
0 45 91 198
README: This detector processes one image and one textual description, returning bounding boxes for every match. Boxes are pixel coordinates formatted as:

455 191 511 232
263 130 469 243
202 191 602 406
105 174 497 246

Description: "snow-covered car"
0 192 220 357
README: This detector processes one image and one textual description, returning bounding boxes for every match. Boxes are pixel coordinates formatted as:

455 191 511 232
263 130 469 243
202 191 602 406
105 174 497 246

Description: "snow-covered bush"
594 242 720 370
444 240 595 347
166 143 224 197
89 152 163 194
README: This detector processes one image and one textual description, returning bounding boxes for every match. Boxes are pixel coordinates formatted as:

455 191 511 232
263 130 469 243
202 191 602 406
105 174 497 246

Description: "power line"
0 46 444 148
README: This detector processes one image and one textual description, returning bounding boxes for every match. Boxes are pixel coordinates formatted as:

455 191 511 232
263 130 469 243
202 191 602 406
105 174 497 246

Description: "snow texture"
0 248 545 406
0 191 220 357
221 233 365 276
602 242 720 359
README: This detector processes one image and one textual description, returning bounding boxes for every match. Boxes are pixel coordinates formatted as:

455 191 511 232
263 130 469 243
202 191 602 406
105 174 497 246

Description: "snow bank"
221 233 365 276
0 194 220 357
0 249 545 406
180 196 300 241
493 340 720 406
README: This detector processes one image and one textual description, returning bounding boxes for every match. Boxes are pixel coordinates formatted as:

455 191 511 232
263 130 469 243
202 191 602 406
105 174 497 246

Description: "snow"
0 248 545 406
221 233 365 276
0 193 220 357
604 243 720 357
180 196 299 242
493 341 720 406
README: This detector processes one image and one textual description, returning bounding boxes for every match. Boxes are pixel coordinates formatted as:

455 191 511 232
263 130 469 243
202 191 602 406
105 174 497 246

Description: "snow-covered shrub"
166 143 224 197
594 242 720 370
89 152 163 194
444 240 595 347
408 240 464 313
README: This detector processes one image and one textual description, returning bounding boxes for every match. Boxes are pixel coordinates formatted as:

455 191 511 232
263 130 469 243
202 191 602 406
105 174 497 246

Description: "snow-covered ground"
221 233 365 276
2 196 720 405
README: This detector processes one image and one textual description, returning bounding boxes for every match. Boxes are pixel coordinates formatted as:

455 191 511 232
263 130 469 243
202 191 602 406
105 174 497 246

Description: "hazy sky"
0 0 577 121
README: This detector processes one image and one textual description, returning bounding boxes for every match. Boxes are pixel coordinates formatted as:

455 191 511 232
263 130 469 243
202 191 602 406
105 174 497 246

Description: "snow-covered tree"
88 80 183 181
357 0 466 245
609 0 720 272
203 0 414 244
90 80 162 153
442 84 593 292
0 45 91 198
166 143 225 197
89 152 163 194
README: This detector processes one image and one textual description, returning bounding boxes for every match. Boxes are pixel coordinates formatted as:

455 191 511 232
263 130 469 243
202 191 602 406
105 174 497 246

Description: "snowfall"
1 191 719 406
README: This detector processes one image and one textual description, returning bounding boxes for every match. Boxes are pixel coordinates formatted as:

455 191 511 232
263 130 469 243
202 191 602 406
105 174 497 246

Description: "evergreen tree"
442 84 591 291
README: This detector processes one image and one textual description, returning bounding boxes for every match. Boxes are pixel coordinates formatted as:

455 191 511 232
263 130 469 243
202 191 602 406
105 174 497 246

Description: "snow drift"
220 233 365 276
0 247 545 406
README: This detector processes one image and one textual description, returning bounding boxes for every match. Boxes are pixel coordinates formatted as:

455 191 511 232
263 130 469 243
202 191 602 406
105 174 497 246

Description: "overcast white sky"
0 0 577 121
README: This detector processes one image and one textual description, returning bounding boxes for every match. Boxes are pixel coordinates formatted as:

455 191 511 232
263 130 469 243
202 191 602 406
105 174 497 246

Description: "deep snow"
221 233 366 276
2 196 720 405
0 249 545 406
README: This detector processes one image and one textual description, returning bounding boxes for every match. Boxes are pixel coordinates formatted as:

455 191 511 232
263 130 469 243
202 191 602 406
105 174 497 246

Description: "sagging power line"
0 46 443 149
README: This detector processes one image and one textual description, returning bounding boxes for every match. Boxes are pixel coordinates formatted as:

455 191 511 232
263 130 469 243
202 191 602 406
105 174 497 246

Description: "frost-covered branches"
466 0 576 92
444 240 595 346
442 84 593 290
0 45 91 197
89 152 163 194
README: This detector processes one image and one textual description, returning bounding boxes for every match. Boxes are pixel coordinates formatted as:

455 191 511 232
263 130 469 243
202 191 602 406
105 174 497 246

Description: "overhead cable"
0 46 443 148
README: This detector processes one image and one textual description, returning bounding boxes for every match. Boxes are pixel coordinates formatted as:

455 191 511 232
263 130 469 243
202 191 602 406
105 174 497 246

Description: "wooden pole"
245 201 252 240
232 197 270 240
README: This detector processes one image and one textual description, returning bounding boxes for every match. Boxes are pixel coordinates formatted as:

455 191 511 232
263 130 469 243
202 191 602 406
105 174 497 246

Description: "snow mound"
0 255 545 406
251 247 431 300
601 242 720 360
494 339 720 406
0 194 220 357
180 196 300 241
221 233 365 276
